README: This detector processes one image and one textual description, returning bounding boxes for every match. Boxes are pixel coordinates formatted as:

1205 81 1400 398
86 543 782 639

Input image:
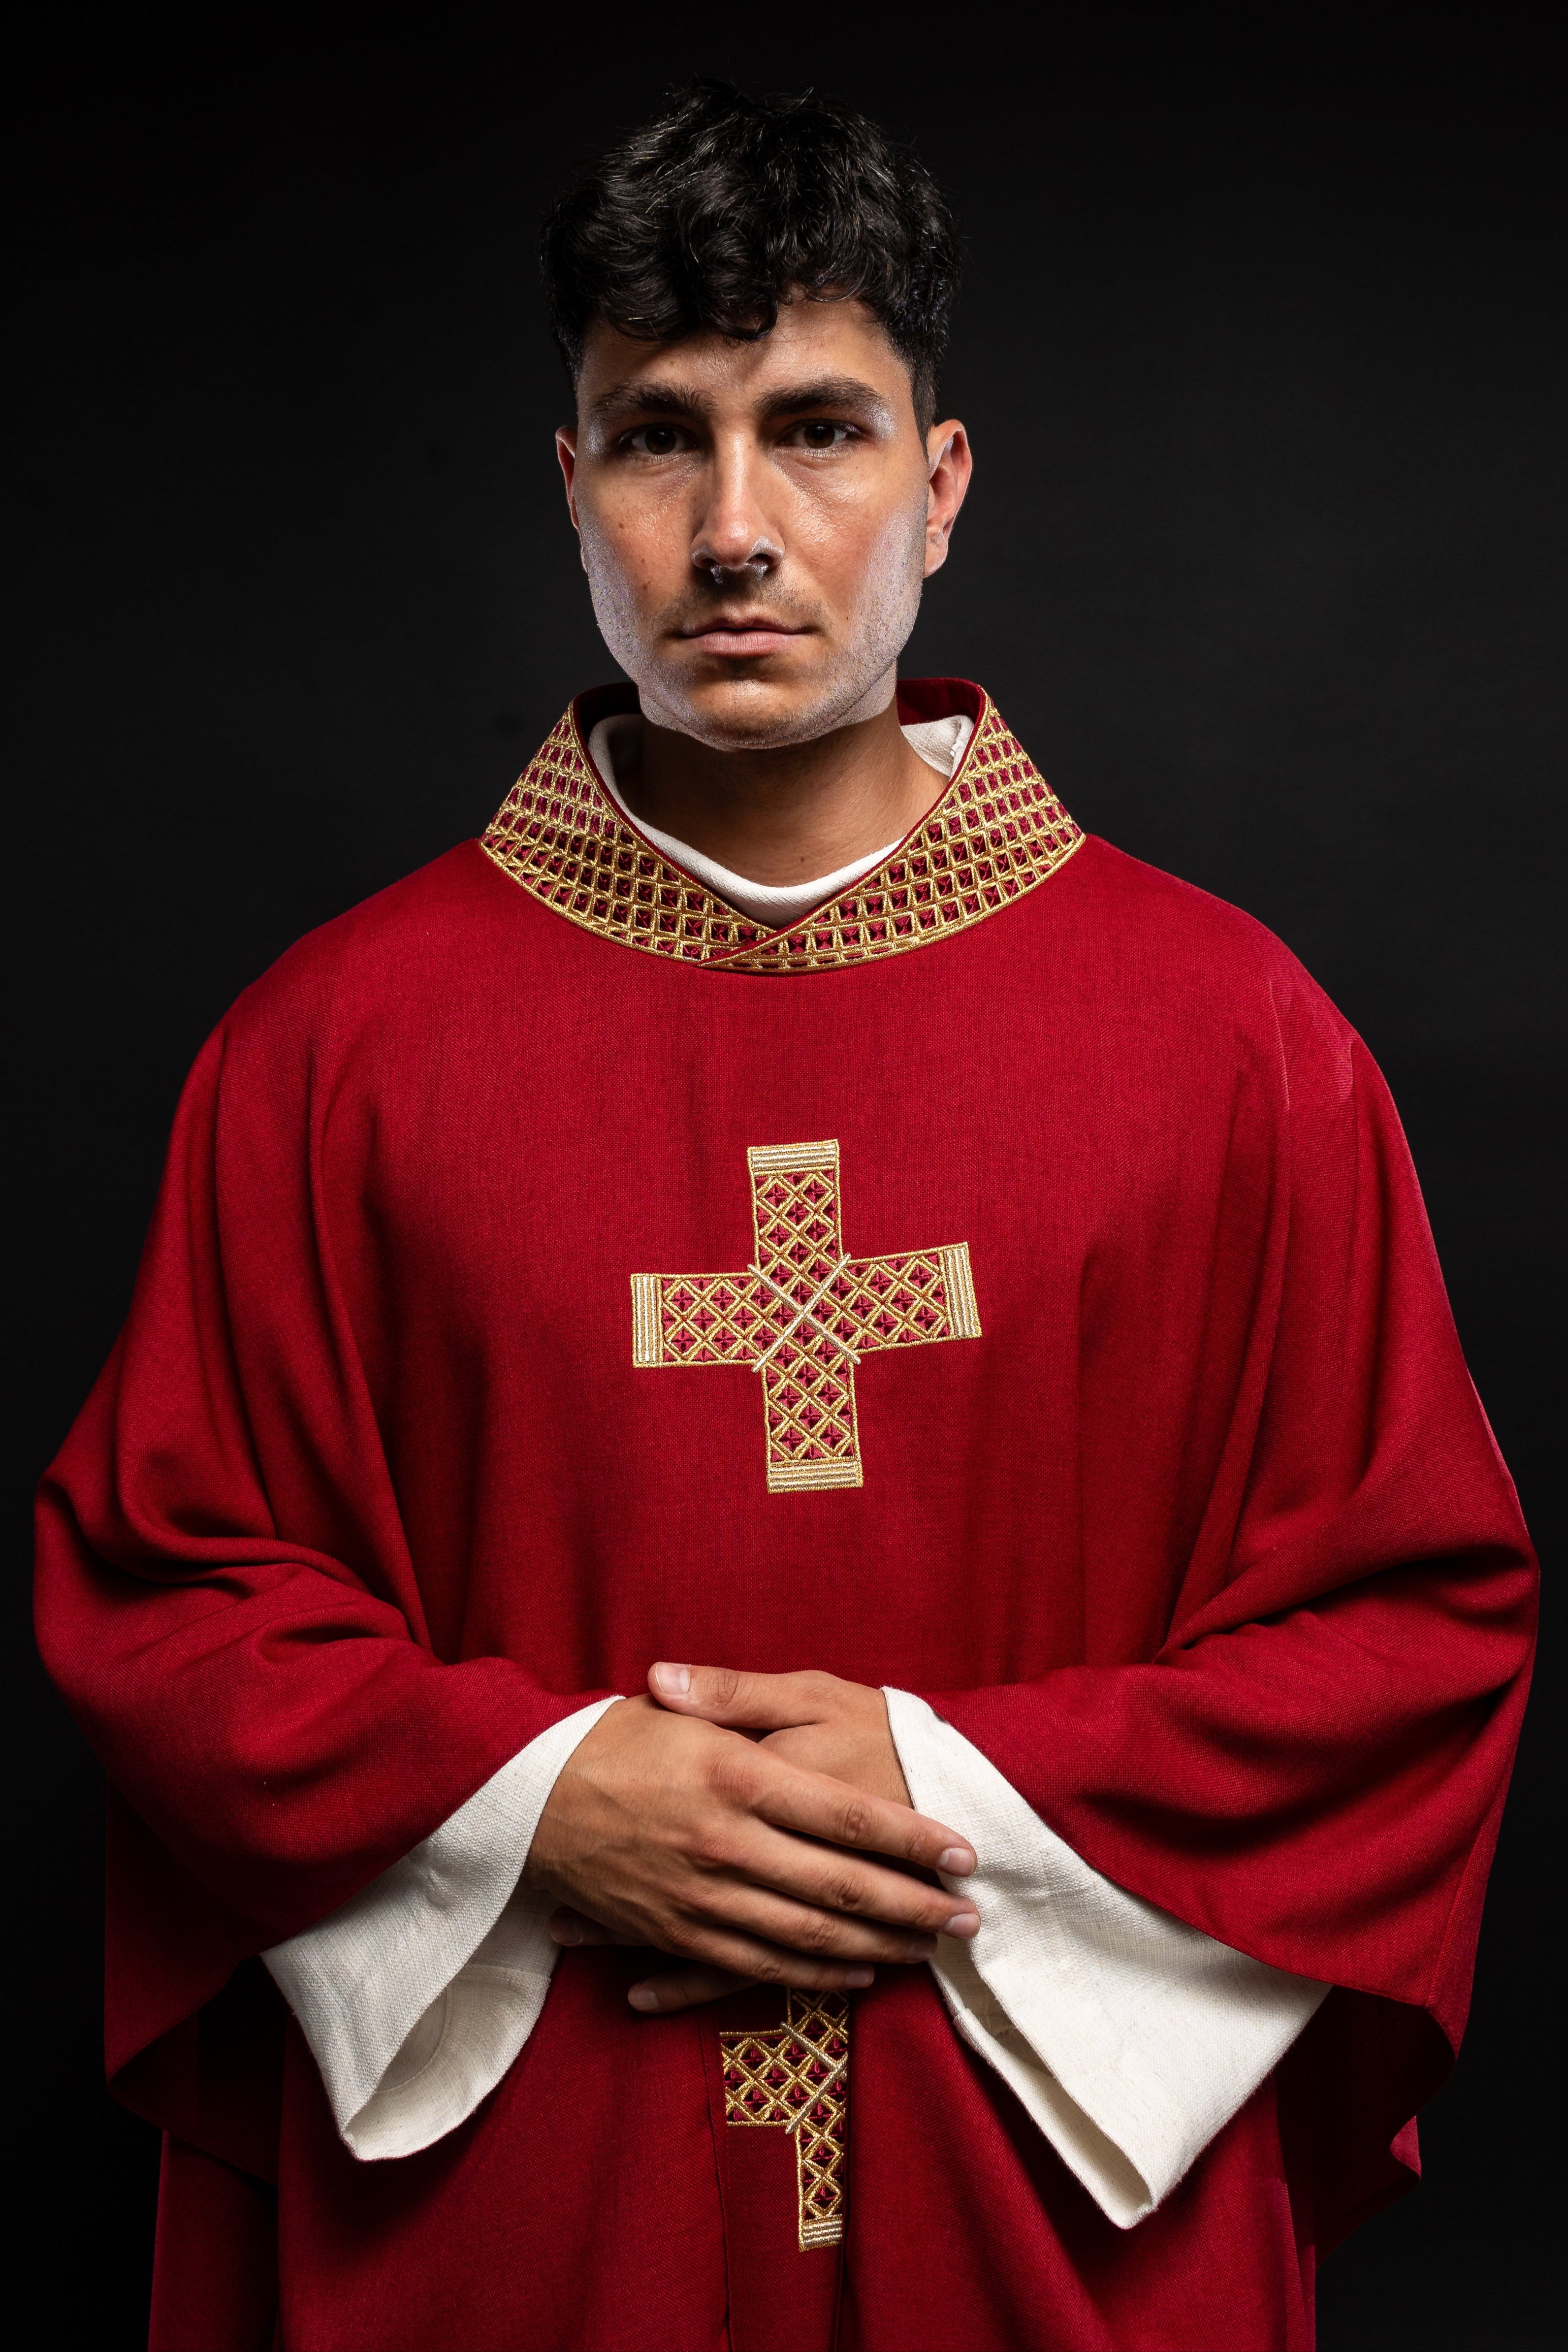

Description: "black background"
16 15 1562 2349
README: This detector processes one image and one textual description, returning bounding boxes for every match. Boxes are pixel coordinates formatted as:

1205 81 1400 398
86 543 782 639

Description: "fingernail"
845 1968 875 1988
651 1662 692 1696
550 1916 582 1946
944 1910 981 1940
904 1936 937 1960
938 1845 976 1875
628 1985 660 2011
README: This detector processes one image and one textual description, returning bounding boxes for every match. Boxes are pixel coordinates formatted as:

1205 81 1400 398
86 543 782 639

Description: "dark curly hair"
541 82 961 431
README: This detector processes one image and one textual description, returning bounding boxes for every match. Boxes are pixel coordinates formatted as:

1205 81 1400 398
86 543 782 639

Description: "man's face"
556 298 971 749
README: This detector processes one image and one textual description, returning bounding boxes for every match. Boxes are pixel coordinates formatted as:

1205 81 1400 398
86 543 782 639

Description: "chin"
647 663 880 752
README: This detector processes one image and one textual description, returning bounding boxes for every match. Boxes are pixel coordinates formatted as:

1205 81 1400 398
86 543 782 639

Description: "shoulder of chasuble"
479 677 1084 972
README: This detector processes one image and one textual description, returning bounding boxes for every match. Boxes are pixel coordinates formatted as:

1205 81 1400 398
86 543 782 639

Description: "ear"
555 427 581 533
923 420 973 580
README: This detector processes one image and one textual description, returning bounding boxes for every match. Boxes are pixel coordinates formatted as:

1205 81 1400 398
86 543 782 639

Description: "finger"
551 1890 931 1974
649 1661 833 1731
628 1925 880 2002
732 1748 977 1878
678 1878 947 1965
727 1835 982 1940
548 1907 645 1949
626 1965 751 2013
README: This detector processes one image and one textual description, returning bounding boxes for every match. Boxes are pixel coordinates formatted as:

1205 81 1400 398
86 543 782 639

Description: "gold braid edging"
480 693 1083 971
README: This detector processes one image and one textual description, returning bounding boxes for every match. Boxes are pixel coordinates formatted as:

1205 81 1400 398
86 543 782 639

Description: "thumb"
647 1661 831 1730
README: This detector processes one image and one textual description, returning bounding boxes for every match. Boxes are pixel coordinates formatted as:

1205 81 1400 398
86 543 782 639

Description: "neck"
613 696 943 885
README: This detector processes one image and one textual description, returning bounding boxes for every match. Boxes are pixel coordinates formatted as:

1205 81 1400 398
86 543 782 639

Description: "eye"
786 419 856 451
622 423 691 456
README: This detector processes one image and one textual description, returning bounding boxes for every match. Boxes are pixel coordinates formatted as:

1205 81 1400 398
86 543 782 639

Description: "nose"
693 544 776 585
691 441 782 584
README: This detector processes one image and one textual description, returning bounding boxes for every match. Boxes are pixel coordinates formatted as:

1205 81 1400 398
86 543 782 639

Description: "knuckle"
824 1870 866 1915
834 1797 875 1846
656 1910 704 1955
707 1748 756 1806
687 1830 734 1873
795 1910 840 1955
711 1666 744 1708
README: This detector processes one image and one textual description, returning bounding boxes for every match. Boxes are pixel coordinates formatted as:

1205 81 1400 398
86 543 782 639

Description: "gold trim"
480 690 1083 973
720 1992 849 2250
768 1459 864 1494
629 1274 662 1367
939 1242 982 1340
632 1139 981 1492
748 1140 839 1176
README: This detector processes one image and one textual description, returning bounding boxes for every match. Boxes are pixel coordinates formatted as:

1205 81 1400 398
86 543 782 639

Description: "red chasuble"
36 680 1534 2352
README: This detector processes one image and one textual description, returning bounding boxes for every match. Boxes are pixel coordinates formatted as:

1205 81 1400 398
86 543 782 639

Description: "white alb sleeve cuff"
883 1687 1328 2229
262 1697 619 2161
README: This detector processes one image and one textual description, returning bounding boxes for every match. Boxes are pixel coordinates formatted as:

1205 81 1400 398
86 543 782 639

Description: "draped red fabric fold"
928 1012 1533 2246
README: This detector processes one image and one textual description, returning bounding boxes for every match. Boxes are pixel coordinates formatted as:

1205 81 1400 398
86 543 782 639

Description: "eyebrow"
758 376 896 427
589 374 896 430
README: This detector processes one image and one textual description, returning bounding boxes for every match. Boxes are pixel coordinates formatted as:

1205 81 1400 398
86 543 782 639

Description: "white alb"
882 1689 1326 2226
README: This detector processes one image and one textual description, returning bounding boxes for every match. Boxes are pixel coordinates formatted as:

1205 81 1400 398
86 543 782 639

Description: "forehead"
575 297 914 418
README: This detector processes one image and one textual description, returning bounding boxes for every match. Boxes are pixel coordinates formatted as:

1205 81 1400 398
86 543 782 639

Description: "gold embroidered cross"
631 1140 981 1493
720 1992 850 2249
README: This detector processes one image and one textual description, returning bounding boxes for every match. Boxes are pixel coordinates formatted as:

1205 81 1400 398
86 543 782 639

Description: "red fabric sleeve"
926 1003 1536 2244
35 1014 607 2097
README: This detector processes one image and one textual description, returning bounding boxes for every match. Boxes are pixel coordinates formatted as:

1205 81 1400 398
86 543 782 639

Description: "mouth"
674 616 809 659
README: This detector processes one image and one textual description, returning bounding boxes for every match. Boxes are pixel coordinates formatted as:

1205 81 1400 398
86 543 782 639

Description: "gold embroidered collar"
480 679 1083 973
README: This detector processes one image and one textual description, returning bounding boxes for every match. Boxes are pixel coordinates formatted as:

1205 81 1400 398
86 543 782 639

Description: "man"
36 81 1535 2352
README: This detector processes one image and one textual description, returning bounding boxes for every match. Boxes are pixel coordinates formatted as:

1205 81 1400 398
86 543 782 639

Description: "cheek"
579 491 689 607
795 485 928 610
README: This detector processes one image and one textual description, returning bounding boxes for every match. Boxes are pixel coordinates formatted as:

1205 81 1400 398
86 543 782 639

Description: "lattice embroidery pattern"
632 1141 981 1493
480 692 1083 971
721 1992 850 2250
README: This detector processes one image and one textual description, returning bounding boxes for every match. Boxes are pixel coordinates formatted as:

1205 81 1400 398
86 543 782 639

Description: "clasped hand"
523 1666 979 2015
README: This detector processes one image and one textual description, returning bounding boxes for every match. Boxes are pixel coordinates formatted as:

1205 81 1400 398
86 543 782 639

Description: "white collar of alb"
585 710 974 931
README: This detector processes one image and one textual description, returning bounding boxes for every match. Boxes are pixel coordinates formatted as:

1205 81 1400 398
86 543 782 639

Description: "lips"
677 619 807 657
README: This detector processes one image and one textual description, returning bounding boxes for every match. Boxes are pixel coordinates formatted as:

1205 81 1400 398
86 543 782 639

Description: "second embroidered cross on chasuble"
35 679 1535 2352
